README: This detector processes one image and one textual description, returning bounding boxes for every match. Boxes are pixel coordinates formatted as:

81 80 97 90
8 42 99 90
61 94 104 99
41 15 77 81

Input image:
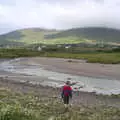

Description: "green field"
10 29 90 45
1 29 89 45
0 88 120 120
0 48 120 64
1 27 120 46
44 52 120 64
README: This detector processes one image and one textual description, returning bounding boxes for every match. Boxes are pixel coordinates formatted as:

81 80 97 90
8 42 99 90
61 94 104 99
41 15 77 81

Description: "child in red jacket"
61 81 72 107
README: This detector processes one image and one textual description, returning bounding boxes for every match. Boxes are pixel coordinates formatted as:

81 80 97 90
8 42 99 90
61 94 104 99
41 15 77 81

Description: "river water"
0 58 120 95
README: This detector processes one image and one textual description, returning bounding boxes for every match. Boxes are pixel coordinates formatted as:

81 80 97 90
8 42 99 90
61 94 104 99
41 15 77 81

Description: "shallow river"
0 58 120 95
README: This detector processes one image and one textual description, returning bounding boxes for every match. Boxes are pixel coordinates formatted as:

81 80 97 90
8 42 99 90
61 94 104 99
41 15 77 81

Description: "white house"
37 46 42 51
65 46 71 49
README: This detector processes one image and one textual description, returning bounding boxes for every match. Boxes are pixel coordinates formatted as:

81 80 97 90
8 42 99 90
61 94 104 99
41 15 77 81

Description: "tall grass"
0 88 120 120
0 49 44 58
44 52 120 64
0 48 120 64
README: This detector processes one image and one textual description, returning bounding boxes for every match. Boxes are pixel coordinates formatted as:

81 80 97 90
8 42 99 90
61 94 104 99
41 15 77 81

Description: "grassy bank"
0 48 120 64
0 49 44 58
43 52 120 64
0 88 120 120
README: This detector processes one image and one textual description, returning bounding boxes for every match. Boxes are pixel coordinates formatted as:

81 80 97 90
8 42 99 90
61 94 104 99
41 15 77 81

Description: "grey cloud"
0 0 120 34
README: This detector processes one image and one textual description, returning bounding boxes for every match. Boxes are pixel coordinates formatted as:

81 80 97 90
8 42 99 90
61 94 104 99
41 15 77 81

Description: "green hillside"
0 27 120 46
45 27 120 43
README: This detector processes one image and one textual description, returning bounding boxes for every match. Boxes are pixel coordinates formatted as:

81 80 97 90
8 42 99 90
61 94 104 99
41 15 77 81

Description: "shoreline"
0 57 120 95
0 76 120 108
19 57 120 80
1 57 120 80
0 57 120 108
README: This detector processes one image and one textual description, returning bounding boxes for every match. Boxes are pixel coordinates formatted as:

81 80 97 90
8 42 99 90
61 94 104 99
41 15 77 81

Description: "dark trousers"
63 96 69 104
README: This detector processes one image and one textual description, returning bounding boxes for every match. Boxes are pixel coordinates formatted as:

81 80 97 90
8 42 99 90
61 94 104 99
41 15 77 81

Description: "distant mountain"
45 27 120 43
0 28 58 46
0 27 120 46
0 30 25 46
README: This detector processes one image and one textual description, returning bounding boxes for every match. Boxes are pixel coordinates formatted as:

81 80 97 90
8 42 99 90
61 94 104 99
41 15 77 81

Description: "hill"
0 27 120 46
0 28 58 47
46 27 120 43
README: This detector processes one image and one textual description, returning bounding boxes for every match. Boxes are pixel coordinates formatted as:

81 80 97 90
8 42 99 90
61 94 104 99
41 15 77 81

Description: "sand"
0 57 120 108
0 77 120 108
18 57 120 80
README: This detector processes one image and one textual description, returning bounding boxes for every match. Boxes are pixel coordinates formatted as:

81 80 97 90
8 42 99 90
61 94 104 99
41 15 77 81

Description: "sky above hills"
0 0 120 34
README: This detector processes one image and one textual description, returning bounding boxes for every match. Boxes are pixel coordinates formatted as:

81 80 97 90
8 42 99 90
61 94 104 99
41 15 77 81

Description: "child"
61 81 72 107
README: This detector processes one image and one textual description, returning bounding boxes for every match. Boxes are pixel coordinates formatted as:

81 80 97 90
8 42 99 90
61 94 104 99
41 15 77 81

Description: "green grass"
13 30 89 45
0 48 120 64
2 28 94 45
0 49 44 58
1 27 120 46
41 37 87 45
0 88 120 120
43 52 120 64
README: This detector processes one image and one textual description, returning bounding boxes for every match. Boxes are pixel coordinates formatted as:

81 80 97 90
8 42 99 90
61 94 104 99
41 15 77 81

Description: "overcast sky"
0 0 120 34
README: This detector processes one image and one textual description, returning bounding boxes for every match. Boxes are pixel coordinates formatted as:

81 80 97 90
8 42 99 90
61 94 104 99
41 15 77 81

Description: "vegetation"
0 27 120 46
0 48 120 64
42 52 120 64
46 27 120 43
0 49 44 58
0 88 120 120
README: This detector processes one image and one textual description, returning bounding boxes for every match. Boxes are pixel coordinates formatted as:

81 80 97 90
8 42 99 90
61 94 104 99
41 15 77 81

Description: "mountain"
0 27 120 46
45 27 120 43
0 28 59 46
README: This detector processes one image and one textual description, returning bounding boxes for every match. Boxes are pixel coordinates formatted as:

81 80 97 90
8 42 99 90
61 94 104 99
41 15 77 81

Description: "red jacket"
61 85 72 98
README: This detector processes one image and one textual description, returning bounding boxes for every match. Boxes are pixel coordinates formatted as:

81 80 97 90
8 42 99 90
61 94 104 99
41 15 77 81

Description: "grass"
43 52 120 64
0 49 43 58
0 48 120 64
0 88 120 120
8 29 93 45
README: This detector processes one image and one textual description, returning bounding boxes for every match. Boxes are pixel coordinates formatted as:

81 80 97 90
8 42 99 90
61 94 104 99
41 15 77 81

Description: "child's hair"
66 81 70 85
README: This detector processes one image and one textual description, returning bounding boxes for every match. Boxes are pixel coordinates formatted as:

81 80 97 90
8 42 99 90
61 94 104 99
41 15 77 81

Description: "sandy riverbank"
0 57 120 95
0 77 120 108
0 57 120 108
17 57 120 80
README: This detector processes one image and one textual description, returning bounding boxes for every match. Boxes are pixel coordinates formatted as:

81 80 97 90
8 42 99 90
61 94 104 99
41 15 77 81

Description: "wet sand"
0 77 120 108
18 57 120 80
0 57 120 108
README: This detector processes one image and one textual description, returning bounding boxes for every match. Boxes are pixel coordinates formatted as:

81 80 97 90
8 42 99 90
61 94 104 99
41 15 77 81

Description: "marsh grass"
0 48 120 64
45 52 120 64
0 88 120 120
